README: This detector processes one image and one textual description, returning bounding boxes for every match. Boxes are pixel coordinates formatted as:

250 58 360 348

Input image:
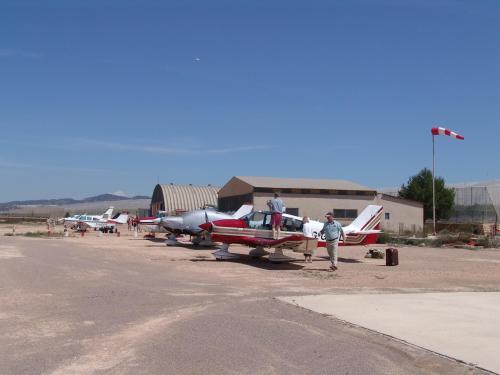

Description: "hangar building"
218 176 423 233
150 184 220 216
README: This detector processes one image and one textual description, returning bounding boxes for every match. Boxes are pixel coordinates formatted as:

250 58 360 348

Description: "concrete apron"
279 292 500 374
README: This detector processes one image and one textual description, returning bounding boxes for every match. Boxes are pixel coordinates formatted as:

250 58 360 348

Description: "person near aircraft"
267 193 285 239
302 216 315 263
321 211 344 271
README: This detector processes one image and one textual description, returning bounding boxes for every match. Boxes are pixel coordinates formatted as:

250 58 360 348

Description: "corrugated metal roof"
155 184 220 212
234 176 375 191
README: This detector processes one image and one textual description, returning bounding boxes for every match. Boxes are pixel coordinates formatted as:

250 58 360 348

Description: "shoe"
330 265 338 271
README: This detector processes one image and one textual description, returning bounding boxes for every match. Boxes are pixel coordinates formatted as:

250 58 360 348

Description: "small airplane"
77 211 129 232
137 211 169 234
139 204 253 246
199 205 383 262
60 213 83 227
64 207 115 228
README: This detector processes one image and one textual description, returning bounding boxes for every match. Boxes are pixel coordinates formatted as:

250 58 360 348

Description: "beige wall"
218 177 423 233
253 193 375 223
376 194 423 234
253 193 423 232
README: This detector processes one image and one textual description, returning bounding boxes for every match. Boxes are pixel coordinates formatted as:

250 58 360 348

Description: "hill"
0 194 150 212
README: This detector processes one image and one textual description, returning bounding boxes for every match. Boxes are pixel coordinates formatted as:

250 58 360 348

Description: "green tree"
398 168 455 220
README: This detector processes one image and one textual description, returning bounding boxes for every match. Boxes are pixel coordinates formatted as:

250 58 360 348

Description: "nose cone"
199 222 212 232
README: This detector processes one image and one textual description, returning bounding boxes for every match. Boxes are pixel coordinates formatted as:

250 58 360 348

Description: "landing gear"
212 244 240 260
165 233 179 246
198 235 214 246
268 248 294 263
249 246 269 258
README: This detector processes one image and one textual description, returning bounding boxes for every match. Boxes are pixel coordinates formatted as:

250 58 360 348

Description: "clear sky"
1 0 499 201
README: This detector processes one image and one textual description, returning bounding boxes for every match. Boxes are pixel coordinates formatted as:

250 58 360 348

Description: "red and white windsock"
431 127 464 140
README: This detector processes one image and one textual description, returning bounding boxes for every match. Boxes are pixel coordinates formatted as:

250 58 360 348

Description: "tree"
398 168 455 220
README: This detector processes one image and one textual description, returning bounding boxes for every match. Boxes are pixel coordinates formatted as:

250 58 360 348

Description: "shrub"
376 232 392 244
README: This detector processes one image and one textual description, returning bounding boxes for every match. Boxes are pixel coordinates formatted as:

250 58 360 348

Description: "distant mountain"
0 194 150 212
80 194 150 203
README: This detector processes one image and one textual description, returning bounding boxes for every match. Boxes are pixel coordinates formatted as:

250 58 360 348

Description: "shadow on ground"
189 255 305 271
316 256 364 264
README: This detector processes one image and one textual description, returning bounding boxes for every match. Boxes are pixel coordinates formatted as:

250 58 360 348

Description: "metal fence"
450 186 500 224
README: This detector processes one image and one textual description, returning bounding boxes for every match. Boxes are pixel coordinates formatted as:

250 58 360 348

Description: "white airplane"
64 207 114 229
77 211 129 232
200 205 383 262
60 213 83 227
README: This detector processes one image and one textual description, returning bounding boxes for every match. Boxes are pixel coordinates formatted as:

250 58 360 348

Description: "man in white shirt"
302 217 315 263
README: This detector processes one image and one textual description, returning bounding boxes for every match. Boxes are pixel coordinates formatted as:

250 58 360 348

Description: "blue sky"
1 0 499 201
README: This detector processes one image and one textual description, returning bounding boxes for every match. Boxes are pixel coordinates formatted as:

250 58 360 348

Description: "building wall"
376 194 423 233
217 177 253 198
253 193 376 223
217 178 424 232
253 193 423 232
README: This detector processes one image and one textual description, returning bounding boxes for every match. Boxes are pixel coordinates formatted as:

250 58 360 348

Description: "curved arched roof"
151 184 220 213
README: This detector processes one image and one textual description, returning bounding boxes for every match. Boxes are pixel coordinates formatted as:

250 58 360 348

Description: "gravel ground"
1 225 499 374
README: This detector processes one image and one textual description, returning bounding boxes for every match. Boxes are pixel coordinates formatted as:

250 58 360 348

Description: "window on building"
285 208 299 216
333 209 358 219
385 212 390 220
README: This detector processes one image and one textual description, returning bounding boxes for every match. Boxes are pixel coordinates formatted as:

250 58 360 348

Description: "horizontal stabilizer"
347 229 382 236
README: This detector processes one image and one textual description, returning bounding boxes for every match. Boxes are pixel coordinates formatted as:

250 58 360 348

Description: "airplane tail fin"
231 204 253 219
102 206 114 220
113 212 129 224
343 205 383 245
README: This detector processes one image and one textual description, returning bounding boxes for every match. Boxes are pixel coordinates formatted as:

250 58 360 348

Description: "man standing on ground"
321 212 344 271
302 216 315 263
267 193 285 239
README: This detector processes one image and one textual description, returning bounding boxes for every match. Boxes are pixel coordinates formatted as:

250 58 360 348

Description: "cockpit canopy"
241 211 304 232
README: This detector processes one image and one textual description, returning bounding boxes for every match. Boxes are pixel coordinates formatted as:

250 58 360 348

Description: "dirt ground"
2 223 500 374
3 222 500 292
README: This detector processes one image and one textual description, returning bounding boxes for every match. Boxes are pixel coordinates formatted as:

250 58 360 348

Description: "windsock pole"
432 134 436 235
430 126 464 236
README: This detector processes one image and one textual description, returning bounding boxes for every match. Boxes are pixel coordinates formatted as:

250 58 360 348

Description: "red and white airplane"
199 205 383 262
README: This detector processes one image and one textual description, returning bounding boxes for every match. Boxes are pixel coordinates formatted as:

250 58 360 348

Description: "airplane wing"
238 235 317 253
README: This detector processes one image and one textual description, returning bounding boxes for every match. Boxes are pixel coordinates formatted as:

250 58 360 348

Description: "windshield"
242 211 272 229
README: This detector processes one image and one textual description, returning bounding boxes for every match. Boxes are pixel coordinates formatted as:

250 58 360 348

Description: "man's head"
325 212 334 222
274 193 279 198
302 216 310 223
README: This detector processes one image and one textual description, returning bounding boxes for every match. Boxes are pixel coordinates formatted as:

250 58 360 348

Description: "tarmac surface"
1 227 500 374
280 292 500 374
